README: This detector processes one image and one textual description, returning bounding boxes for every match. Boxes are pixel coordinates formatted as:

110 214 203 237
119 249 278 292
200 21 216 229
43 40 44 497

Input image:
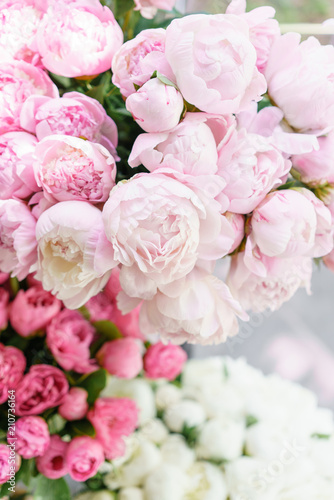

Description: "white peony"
118 488 144 500
139 418 169 444
160 435 195 470
186 462 228 500
197 418 245 461
144 464 188 500
163 399 206 432
155 383 183 411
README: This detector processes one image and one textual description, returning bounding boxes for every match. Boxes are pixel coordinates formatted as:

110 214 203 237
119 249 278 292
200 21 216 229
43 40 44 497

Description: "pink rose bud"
126 78 184 133
36 1 123 77
15 365 69 416
0 444 20 485
36 435 69 479
134 0 176 19
88 397 138 460
225 213 245 254
97 338 143 379
66 436 104 482
144 342 187 381
0 288 9 331
8 416 50 459
58 388 89 421
9 286 62 337
0 343 26 404
46 310 96 374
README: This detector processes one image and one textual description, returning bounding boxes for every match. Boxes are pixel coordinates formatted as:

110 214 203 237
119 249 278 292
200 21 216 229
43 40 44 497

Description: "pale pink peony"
228 252 312 313
9 286 62 337
8 416 50 459
34 135 116 203
66 436 104 482
0 131 39 200
20 92 118 156
0 288 9 331
0 199 38 281
0 444 20 485
15 364 69 416
144 342 187 380
134 0 176 19
36 0 123 77
0 60 58 135
165 14 267 115
265 33 334 132
97 338 143 379
35 201 115 309
225 212 245 253
58 388 89 421
126 78 184 133
87 397 138 460
112 28 174 98
36 435 69 479
0 343 26 404
46 310 96 374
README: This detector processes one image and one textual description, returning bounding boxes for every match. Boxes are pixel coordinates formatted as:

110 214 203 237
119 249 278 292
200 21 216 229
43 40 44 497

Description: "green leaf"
16 458 37 487
151 71 179 90
93 321 123 340
182 424 200 448
85 472 104 491
71 419 96 438
115 0 135 18
86 72 111 105
77 368 107 405
9 277 20 297
311 433 331 439
78 305 91 321
49 73 72 89
34 476 71 500
47 414 66 435
246 415 259 428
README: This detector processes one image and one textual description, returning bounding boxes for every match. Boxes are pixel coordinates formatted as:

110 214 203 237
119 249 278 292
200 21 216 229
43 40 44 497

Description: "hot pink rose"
46 310 96 374
66 436 104 482
8 416 50 459
0 60 58 135
134 0 176 19
265 33 334 133
34 135 116 203
0 444 20 485
0 131 38 200
9 286 62 337
88 397 138 460
58 387 89 421
112 28 174 98
36 0 123 77
144 342 187 380
0 199 37 281
97 338 143 379
165 14 266 115
126 78 184 133
36 434 69 479
225 212 245 254
35 201 115 309
20 92 118 157
0 288 9 331
15 364 69 416
0 344 26 404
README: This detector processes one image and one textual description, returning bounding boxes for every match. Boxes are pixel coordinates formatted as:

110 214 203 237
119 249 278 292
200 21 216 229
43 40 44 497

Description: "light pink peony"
0 444 20 485
225 212 245 254
165 14 267 115
134 0 176 19
0 288 9 331
87 397 138 460
0 60 58 135
112 28 174 98
15 364 69 416
35 201 115 309
36 435 69 479
66 436 104 482
0 199 38 281
36 0 123 77
97 338 143 379
228 252 312 313
20 92 118 156
265 33 334 132
46 310 96 374
0 343 26 404
0 131 39 200
8 416 50 459
126 78 184 133
34 135 116 204
9 286 62 337
58 388 89 421
144 342 187 380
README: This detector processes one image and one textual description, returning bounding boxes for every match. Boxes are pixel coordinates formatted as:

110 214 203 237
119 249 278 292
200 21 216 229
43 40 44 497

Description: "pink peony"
35 201 115 309
15 364 69 416
0 200 37 281
58 388 89 421
9 286 62 337
0 288 9 331
112 28 174 98
66 436 104 482
126 78 184 133
36 434 69 479
0 60 58 135
225 212 245 254
8 416 50 459
165 14 266 115
97 338 143 379
0 444 20 485
0 273 9 285
144 342 187 380
20 92 118 156
46 310 96 374
0 344 26 404
85 292 115 323
87 397 138 460
0 131 39 200
34 135 116 204
134 0 176 19
36 0 123 77
265 33 334 132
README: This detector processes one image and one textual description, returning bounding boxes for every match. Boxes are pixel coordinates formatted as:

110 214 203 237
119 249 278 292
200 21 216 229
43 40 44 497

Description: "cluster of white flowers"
76 357 334 500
